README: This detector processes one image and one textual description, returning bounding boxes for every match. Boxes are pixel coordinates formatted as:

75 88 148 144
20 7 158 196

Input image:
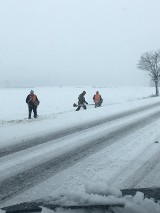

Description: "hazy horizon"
1 0 160 87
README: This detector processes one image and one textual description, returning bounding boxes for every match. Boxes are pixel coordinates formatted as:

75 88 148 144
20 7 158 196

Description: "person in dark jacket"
26 90 40 119
76 91 88 111
93 91 103 108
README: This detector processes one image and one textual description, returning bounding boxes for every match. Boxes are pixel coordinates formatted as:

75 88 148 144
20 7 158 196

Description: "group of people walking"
26 90 103 119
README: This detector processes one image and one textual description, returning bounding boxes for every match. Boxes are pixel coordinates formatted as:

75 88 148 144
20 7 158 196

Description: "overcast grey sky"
0 0 160 87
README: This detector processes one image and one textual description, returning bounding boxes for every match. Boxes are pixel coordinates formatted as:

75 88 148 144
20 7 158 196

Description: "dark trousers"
95 100 102 108
28 105 37 118
76 104 87 111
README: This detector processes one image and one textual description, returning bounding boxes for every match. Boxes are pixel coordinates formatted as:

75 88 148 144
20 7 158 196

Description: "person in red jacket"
93 91 103 108
26 90 40 119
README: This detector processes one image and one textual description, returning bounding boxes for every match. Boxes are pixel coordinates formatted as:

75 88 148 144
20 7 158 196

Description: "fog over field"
1 0 160 87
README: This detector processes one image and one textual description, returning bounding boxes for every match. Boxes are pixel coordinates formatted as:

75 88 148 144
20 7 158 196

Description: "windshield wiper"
2 203 124 213
2 187 160 213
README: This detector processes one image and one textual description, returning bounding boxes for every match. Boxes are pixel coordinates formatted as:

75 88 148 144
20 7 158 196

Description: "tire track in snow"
120 148 160 189
1 108 160 202
0 101 160 158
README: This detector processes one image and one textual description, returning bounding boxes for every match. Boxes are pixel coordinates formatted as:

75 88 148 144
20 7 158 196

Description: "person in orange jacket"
26 90 40 119
93 91 103 108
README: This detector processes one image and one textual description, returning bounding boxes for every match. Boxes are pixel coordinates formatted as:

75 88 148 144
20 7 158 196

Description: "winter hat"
30 90 34 94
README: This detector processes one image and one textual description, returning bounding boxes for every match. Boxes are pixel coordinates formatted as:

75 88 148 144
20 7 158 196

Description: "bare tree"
137 50 160 96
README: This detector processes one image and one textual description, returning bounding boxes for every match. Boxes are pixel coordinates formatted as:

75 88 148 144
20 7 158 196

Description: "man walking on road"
26 90 40 119
76 91 88 111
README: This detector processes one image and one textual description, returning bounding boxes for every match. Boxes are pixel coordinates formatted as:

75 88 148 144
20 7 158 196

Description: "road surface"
1 102 160 206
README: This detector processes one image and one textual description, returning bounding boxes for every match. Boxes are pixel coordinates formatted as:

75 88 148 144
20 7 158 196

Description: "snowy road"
1 102 160 206
0 100 160 157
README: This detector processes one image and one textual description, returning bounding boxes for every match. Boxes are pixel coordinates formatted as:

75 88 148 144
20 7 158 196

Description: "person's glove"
86 102 88 105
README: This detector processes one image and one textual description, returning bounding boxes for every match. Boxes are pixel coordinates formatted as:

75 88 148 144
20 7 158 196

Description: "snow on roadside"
0 86 157 122
0 87 160 148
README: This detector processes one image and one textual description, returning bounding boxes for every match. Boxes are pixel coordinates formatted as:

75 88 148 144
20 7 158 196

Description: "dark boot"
76 106 81 111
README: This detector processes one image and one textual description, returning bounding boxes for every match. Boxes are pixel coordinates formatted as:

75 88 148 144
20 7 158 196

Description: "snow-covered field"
1 86 160 212
0 86 158 144
0 86 157 121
